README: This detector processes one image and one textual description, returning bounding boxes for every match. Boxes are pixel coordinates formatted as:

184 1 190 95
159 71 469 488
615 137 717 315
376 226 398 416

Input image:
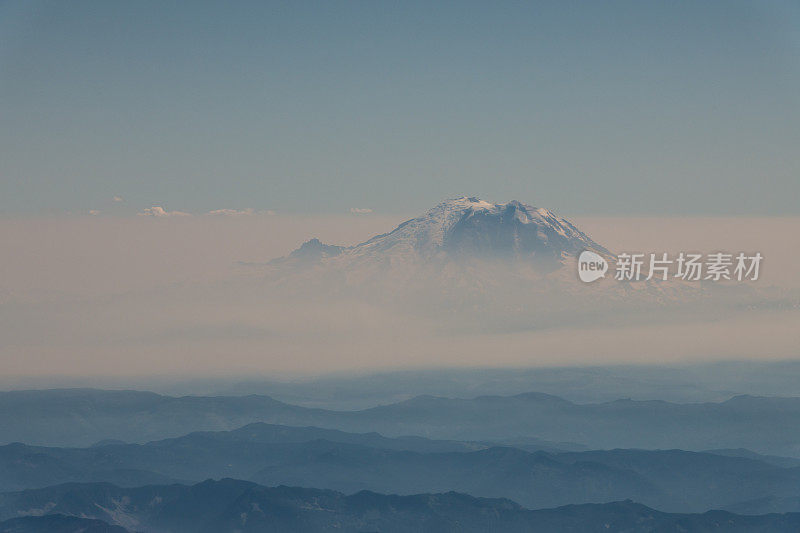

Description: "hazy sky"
1 2 799 380
1 0 799 216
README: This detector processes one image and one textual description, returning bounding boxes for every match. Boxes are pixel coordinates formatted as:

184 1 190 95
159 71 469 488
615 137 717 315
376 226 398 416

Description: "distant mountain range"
2 421 800 513
206 363 796 409
3 389 800 457
2 480 800 533
5 382 800 528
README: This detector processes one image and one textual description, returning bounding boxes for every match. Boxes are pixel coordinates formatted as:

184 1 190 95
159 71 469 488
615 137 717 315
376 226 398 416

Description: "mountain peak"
438 196 496 210
353 197 610 264
272 197 611 275
270 237 344 266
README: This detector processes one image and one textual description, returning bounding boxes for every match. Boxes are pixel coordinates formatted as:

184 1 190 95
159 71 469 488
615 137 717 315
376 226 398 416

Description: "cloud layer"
0 214 797 378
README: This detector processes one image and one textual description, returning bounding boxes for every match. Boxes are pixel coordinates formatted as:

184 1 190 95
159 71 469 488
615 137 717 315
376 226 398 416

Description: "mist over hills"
21 361 800 409
3 419 800 513
4 388 800 457
3 480 800 533
1 200 796 529
5 0 798 527
4 368 800 528
205 362 800 409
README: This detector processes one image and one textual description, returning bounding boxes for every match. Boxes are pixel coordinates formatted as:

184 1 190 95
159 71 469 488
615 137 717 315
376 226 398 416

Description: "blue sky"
1 0 798 215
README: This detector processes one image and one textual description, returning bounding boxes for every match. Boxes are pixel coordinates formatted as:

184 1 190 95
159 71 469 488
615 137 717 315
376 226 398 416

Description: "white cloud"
206 208 256 217
112 196 124 203
350 207 373 215
137 206 191 217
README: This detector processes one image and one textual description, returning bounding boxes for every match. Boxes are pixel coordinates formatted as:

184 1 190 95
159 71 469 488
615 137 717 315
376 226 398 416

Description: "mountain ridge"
3 480 800 532
3 416 800 512
5 389 800 455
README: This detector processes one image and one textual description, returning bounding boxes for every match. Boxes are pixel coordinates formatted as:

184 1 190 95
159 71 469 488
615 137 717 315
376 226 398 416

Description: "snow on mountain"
274 197 612 273
259 197 655 324
258 197 771 332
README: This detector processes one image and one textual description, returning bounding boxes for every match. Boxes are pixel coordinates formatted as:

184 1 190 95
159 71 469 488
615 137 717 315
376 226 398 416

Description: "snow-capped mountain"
260 197 765 332
273 197 611 274
262 197 643 324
